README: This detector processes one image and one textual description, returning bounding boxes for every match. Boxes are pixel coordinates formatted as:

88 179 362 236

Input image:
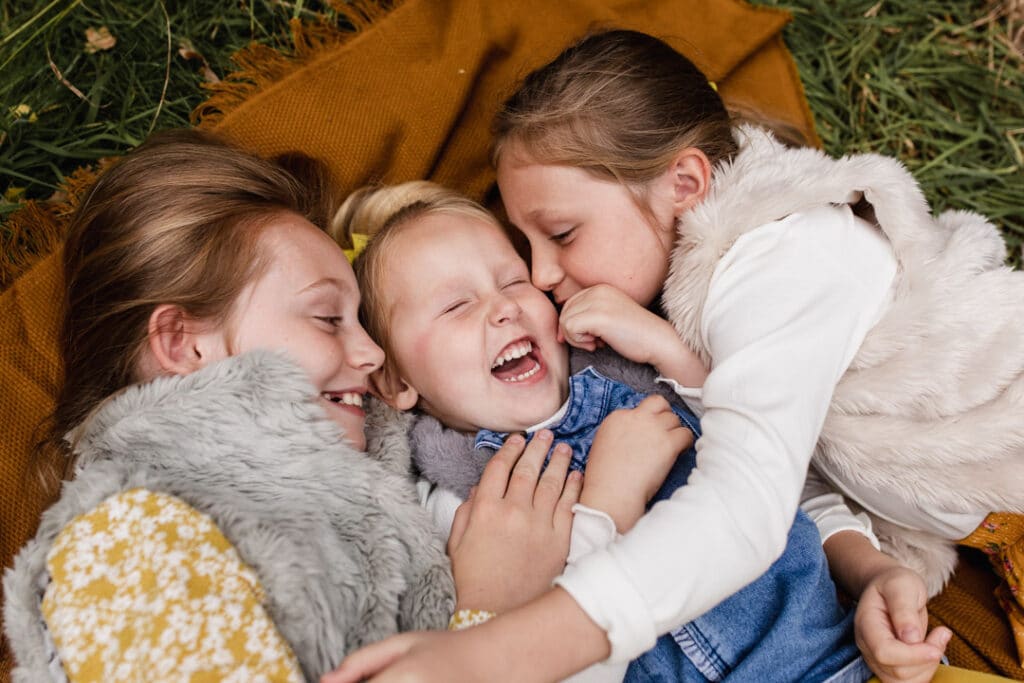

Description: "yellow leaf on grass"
84 26 116 54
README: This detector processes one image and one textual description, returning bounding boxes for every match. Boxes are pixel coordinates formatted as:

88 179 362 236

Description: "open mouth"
491 338 543 383
321 391 365 412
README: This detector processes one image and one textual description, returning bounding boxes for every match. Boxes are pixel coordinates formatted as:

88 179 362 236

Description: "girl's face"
496 153 677 308
226 213 384 450
380 213 569 433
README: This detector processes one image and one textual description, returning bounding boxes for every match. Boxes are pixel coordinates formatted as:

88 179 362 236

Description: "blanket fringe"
0 166 100 292
193 0 398 129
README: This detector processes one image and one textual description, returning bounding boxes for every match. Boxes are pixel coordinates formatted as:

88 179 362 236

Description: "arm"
558 283 708 388
825 531 950 683
324 205 897 680
554 204 898 661
801 409 949 682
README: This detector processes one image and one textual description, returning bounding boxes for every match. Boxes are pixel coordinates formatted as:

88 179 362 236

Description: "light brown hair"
53 129 333 453
331 181 501 399
492 29 738 207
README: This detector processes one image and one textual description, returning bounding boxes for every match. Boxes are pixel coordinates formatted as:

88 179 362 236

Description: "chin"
335 417 367 451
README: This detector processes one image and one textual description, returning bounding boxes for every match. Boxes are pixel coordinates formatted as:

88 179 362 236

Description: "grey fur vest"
662 124 1024 594
3 351 454 682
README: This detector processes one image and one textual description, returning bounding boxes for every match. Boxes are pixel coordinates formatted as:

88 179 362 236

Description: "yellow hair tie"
343 232 370 264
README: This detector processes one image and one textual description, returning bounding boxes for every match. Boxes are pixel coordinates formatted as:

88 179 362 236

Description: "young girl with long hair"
3 130 469 682
327 29 1024 683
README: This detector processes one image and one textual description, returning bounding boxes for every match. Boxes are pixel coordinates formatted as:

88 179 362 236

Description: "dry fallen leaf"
178 39 221 83
84 26 117 54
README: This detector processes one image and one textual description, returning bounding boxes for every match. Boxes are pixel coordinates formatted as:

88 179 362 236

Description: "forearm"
647 323 708 388
470 587 611 680
823 529 903 598
653 351 707 388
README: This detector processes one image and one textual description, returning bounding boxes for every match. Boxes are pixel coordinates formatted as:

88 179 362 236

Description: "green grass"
761 0 1023 265
0 1 331 213
1 0 1022 265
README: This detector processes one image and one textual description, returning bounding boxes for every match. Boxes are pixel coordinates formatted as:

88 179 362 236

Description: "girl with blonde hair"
329 29 1024 683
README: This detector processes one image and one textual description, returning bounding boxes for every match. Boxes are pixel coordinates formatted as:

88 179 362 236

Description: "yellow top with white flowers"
41 488 303 683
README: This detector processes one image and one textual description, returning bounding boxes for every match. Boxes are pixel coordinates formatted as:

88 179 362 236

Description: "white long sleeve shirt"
554 204 899 662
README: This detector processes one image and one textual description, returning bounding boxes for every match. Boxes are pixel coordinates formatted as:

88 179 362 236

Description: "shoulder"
714 204 896 301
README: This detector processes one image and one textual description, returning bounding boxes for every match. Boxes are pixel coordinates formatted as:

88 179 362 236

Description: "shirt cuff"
568 504 619 564
655 376 705 417
817 510 881 550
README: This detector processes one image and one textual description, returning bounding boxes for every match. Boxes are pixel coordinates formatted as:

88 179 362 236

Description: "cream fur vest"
662 125 1024 594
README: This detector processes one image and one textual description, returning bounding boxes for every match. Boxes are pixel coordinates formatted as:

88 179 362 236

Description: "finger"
555 470 583 536
320 633 417 682
636 394 672 413
859 611 941 670
534 442 572 509
881 649 945 683
448 497 474 551
924 626 952 653
561 323 597 351
856 599 899 655
882 585 927 644
878 641 944 669
505 429 553 503
476 433 526 499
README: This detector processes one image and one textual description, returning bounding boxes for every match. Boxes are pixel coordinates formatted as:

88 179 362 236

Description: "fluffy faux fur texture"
3 351 454 682
662 125 1024 593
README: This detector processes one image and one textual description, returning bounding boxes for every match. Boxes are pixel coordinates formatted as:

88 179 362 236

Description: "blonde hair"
492 29 739 207
331 181 501 396
54 129 333 453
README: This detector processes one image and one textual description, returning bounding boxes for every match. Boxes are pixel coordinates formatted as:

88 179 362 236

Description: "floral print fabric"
962 512 1024 667
41 488 302 682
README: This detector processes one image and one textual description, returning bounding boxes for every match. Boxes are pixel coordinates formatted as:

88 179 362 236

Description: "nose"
489 293 522 326
529 242 563 293
346 325 385 374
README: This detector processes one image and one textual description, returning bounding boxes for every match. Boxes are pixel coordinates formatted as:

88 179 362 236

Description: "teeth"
491 340 533 369
323 392 363 408
501 361 541 383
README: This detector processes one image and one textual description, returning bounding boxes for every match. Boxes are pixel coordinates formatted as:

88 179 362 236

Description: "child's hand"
558 284 707 387
855 566 951 683
446 431 582 614
580 395 693 532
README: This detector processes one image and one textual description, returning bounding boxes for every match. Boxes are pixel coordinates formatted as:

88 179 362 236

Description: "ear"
370 368 420 411
661 147 712 217
146 304 226 376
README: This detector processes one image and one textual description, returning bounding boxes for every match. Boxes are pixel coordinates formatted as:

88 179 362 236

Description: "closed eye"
501 278 529 289
315 315 342 328
550 226 577 244
442 301 468 315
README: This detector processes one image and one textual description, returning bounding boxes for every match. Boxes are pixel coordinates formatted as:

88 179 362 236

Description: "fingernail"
569 470 583 481
507 433 525 445
536 429 553 442
554 443 570 455
899 627 921 643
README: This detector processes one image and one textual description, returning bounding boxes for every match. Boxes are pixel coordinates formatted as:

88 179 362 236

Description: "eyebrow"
299 277 353 297
525 208 550 223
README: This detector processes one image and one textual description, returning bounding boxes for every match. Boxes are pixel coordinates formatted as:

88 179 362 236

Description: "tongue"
492 354 535 381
